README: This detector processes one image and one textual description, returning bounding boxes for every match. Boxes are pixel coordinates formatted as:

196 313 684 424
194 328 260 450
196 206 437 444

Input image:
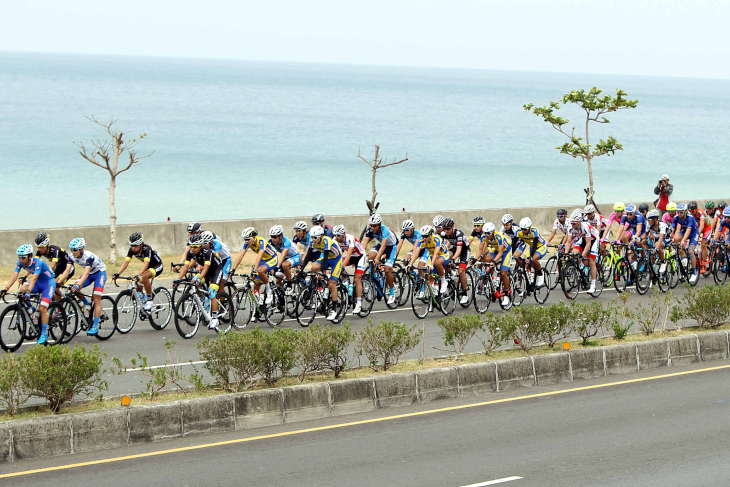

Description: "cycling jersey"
68 250 107 274
672 214 699 237
442 228 468 254
691 209 712 229
516 226 546 248
365 225 399 246
318 224 334 238
647 221 670 243
312 236 342 260
401 229 422 246
293 232 311 250
621 214 647 236
243 236 278 260
716 220 730 241
35 245 72 274
269 236 299 259
568 222 599 241
662 213 674 225
339 234 365 258
552 218 569 235
470 228 484 240
185 247 224 287
418 234 449 260
482 232 512 253
211 239 231 261
15 257 56 283
584 213 609 233
126 244 163 268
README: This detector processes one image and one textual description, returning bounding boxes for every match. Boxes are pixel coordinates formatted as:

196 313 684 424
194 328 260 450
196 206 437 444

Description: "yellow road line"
3 363 729 479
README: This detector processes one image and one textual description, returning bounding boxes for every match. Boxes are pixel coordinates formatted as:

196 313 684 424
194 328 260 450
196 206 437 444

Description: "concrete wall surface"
4 198 725 266
1 331 726 463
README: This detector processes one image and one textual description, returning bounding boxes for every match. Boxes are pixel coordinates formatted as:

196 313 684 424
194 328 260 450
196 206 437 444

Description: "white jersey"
552 218 569 235
340 234 365 257
69 250 106 274
583 213 609 233
568 222 599 242
648 221 669 240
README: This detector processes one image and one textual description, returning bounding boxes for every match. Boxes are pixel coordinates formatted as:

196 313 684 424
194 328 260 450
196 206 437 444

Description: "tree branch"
379 154 408 168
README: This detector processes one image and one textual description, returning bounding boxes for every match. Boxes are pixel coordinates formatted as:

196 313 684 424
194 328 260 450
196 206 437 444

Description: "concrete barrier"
4 333 730 463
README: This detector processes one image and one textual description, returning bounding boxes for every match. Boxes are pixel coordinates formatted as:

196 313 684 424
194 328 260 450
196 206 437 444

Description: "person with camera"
654 174 673 211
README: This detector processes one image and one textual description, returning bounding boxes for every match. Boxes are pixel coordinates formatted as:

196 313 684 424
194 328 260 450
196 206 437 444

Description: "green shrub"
319 322 354 378
611 293 634 341
113 338 191 398
508 305 548 354
0 353 29 416
542 301 574 347
436 313 482 358
632 289 663 335
253 328 297 386
20 344 107 413
572 300 612 345
679 284 730 329
197 332 261 392
355 320 420 371
476 312 507 356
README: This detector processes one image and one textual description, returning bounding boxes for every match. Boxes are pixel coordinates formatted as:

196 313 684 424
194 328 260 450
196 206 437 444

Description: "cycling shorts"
344 254 366 275
32 279 56 306
203 265 224 288
81 271 107 296
319 255 342 282
285 254 301 267
520 243 547 260
221 257 232 277
572 238 599 260
149 263 164 278
514 241 526 254
258 254 279 272
487 249 512 271
701 226 713 240
451 246 471 266
406 248 429 264
372 243 398 267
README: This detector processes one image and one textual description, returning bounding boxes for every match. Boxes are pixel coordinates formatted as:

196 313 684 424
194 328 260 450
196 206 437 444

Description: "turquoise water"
1 52 729 230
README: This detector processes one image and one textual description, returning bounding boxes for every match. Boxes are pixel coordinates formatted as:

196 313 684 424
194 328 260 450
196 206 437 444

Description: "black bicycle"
0 292 67 352
512 257 550 305
57 285 117 341
295 271 347 326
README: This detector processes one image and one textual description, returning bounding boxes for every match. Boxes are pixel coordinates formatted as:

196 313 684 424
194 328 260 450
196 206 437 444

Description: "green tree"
524 87 638 205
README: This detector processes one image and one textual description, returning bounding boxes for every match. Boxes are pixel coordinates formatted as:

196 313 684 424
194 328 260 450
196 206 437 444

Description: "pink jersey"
662 212 673 225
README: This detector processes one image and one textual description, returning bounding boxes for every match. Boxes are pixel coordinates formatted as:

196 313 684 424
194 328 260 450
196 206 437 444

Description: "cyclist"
174 222 204 272
361 214 399 306
409 224 451 297
441 217 470 304
202 230 231 297
688 200 713 272
469 216 485 246
34 233 74 299
112 232 163 311
472 222 511 306
302 226 343 321
67 238 108 336
500 214 521 252
232 227 278 305
176 233 223 330
1 244 58 345
293 221 314 264
311 214 334 238
268 225 300 289
333 224 366 314
396 219 423 264
662 202 677 225
711 201 728 237
644 209 670 274
546 209 569 245
601 202 626 243
711 207 730 243
671 202 699 281
614 204 646 244
514 217 547 287
566 212 598 294
638 203 650 219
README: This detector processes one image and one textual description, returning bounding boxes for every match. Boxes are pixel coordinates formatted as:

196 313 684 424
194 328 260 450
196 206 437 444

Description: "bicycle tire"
148 287 173 330
175 293 201 338
296 286 317 327
458 270 474 308
668 256 680 289
561 262 580 300
397 269 412 307
92 296 117 340
545 256 560 290
713 251 728 284
265 288 286 327
534 272 550 304
46 302 68 346
613 258 629 293
498 274 514 311
385 272 402 310
0 304 25 352
472 275 493 314
635 258 651 295
60 298 80 343
329 282 349 324
285 280 303 318
411 277 431 319
512 270 527 307
358 278 376 318
114 289 138 334
211 291 232 335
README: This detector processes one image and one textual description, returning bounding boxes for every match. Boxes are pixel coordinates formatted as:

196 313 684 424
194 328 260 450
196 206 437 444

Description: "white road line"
460 477 523 487
124 360 208 372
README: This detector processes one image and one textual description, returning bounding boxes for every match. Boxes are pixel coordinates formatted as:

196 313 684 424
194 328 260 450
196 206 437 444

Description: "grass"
3 321 728 422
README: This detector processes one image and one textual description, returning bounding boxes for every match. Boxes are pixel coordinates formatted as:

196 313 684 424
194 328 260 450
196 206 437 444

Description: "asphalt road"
4 274 713 398
4 361 730 486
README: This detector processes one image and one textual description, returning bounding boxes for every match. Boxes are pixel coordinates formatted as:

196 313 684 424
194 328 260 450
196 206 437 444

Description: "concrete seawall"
1 199 724 266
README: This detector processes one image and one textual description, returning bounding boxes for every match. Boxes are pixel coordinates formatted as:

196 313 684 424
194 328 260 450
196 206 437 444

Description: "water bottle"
681 257 688 267
347 283 354 296
83 304 91 318
137 291 144 300
204 297 211 312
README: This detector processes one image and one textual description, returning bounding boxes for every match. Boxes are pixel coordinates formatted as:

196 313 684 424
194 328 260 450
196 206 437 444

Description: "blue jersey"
15 257 55 283
400 230 422 246
365 225 399 246
718 220 730 241
211 239 231 260
672 214 699 237
621 214 647 235
293 232 311 250
270 236 299 259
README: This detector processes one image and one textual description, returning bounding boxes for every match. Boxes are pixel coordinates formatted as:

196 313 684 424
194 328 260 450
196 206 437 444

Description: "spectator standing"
654 174 673 211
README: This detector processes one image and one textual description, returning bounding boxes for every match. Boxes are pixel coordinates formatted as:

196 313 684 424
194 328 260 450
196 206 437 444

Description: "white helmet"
241 227 257 240
333 224 346 236
584 204 596 214
402 219 415 231
568 212 583 223
647 209 661 219
420 224 435 237
368 213 382 225
519 217 532 229
310 226 325 238
501 214 514 225
293 221 308 231
483 222 496 233
433 215 446 228
269 225 284 237
201 230 215 244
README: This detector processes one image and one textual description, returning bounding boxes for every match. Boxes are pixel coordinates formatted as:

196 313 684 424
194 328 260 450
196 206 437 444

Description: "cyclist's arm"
176 261 191 280
138 252 151 275
22 271 40 292
374 240 386 262
582 237 592 258
253 248 265 270
57 264 73 284
395 239 404 258
681 226 691 243
75 266 92 288
495 244 504 262
3 270 20 292
546 229 557 245
635 223 643 239
343 246 355 267
198 261 211 281
117 259 131 275
176 246 190 270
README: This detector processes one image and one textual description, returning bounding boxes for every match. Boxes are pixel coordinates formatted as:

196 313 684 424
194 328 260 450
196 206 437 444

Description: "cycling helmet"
35 233 50 247
201 230 214 244
483 222 496 234
705 201 716 210
442 217 454 228
666 202 677 212
241 227 258 240
638 203 650 213
368 213 382 225
625 204 637 213
293 221 308 231
420 224 435 237
311 213 325 224
688 201 698 211
676 203 688 212
69 238 86 250
519 217 532 229
583 204 595 214
557 208 568 216
613 202 626 212
647 209 661 219
310 226 325 238
718 201 728 210
401 219 415 231
724 207 730 217
188 233 204 246
269 225 284 237
187 222 202 233
501 214 514 225
17 244 33 257
473 216 485 225
433 215 445 227
333 224 346 236
128 232 144 246
572 208 584 218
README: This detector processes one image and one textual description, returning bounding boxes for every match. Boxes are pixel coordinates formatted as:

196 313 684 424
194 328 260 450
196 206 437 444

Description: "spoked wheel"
213 291 232 334
0 304 25 352
534 272 551 304
561 263 581 300
296 286 318 327
264 287 286 327
613 259 629 293
713 251 728 284
668 257 681 289
385 272 403 310
512 270 527 307
91 296 117 341
473 275 493 314
46 302 68 346
411 277 432 319
458 271 474 308
114 290 138 334
232 289 253 330
635 258 652 295
498 274 514 311
61 299 79 343
439 279 457 316
545 256 560 290
175 293 200 338
148 287 173 330
357 278 376 318
328 282 349 324
397 270 412 307
598 256 614 287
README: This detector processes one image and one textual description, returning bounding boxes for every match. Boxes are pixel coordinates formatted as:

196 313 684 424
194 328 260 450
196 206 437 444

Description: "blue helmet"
676 203 688 212
69 237 86 250
16 244 33 256
723 207 730 217
625 204 637 213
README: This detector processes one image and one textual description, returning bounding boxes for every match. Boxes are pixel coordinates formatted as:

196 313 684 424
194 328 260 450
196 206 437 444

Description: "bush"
0 353 29 416
610 293 634 341
632 289 663 335
679 284 730 329
436 313 482 358
113 338 192 398
508 306 548 354
572 301 612 345
319 322 354 378
542 301 574 348
20 344 107 413
476 312 507 356
198 332 262 392
355 320 420 371
253 328 297 386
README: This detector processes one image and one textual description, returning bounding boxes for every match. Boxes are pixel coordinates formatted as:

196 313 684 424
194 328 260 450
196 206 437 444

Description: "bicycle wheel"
397 269 412 307
634 258 651 295
473 275 493 314
93 296 117 340
0 304 25 352
668 256 680 289
613 259 629 293
60 298 80 342
534 271 550 304
114 289 138 334
296 286 317 327
458 270 474 308
411 277 431 319
561 263 580 300
265 287 286 327
713 251 728 284
385 272 402 310
285 280 301 318
175 293 200 338
358 278 376 318
598 255 614 287
439 278 457 316
498 274 514 311
329 282 349 324
148 287 173 330
231 289 252 330
46 302 68 346
545 256 560 290
512 270 527 307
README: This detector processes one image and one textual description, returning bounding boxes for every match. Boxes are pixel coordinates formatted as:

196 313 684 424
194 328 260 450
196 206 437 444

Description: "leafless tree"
74 116 153 264
356 145 408 237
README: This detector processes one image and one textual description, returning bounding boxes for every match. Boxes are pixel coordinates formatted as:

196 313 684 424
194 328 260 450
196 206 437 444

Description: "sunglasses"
474 224 483 227
190 244 202 248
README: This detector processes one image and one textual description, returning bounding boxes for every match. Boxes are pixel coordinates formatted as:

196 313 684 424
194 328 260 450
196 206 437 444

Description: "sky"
1 0 729 78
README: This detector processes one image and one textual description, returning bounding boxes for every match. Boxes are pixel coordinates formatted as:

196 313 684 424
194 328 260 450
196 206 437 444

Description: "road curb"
2 330 729 463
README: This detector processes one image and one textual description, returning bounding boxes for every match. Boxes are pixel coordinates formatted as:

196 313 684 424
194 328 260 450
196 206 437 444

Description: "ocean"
1 52 729 230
